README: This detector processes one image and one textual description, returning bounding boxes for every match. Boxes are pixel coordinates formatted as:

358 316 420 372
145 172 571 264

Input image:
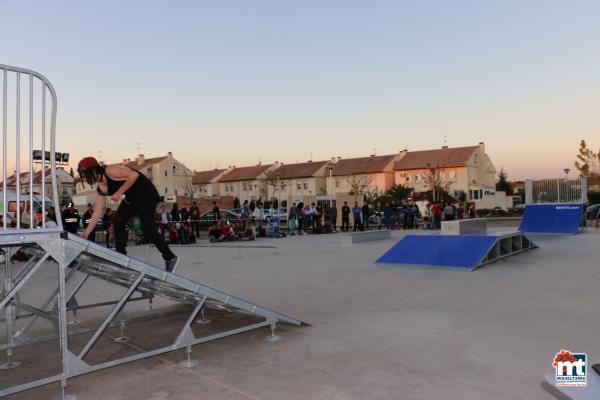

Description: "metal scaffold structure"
0 64 303 398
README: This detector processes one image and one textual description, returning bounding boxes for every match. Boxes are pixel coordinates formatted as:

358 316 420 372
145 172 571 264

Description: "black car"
197 210 240 230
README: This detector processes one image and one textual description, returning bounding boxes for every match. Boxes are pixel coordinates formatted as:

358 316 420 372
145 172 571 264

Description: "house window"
243 182 247 190
303 182 307 189
296 183 301 190
335 179 340 188
474 154 479 164
164 170 168 177
147 168 152 174
164 187 168 194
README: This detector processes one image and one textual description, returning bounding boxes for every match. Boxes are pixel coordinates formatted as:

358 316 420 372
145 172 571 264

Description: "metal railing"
525 177 587 205
0 64 61 231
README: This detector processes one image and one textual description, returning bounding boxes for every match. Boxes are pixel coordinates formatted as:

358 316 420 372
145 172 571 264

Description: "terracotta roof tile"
331 154 397 176
218 164 273 182
277 161 328 179
193 169 226 184
394 146 479 170
123 156 168 171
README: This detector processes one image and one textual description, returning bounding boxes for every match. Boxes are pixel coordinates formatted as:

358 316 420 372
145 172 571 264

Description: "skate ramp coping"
345 230 391 244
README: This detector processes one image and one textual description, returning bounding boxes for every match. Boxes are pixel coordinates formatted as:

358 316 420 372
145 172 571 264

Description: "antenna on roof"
98 150 103 162
373 147 376 156
137 142 142 154
310 152 313 162
443 134 447 147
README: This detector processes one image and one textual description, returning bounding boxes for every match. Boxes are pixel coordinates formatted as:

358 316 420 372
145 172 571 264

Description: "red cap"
78 157 99 172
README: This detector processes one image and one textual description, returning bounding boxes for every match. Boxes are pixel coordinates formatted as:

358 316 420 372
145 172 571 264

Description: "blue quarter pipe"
519 203 583 234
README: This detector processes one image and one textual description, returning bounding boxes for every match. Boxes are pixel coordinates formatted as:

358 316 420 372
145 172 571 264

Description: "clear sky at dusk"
1 0 599 179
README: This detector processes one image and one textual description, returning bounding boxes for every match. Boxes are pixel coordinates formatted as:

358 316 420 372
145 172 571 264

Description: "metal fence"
0 64 61 231
525 177 587 205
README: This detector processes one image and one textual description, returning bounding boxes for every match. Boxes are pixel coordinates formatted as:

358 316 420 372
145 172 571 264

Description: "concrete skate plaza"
5 225 600 400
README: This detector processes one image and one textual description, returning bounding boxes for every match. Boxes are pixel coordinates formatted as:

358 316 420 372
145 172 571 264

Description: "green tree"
496 168 514 195
574 140 600 180
386 184 412 203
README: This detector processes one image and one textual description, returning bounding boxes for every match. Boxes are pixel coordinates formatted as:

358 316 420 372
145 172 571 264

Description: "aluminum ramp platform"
0 230 304 397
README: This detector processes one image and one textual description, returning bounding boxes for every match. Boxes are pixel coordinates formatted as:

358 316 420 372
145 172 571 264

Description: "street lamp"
562 168 570 203
326 161 334 208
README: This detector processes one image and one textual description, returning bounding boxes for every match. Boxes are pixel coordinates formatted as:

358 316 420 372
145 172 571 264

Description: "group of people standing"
423 201 476 229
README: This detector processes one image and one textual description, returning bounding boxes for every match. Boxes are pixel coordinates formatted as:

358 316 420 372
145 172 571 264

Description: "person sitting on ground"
208 222 222 242
241 220 256 241
219 220 236 241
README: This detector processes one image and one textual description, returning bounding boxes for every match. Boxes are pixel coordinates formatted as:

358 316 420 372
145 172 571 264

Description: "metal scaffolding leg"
266 322 282 342
0 248 21 370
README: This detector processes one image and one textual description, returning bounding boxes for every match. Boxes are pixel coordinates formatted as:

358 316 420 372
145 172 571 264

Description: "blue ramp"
376 235 498 271
519 204 583 234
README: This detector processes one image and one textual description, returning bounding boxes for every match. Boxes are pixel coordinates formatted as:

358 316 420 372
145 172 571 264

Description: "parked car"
197 210 241 230
224 209 242 218
263 207 288 223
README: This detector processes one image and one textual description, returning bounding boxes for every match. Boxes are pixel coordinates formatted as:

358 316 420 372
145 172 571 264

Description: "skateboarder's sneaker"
166 256 179 273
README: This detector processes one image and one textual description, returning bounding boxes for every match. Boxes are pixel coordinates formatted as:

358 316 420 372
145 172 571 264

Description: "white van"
0 191 54 223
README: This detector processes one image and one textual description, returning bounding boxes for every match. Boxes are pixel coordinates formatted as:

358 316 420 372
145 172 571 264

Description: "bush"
476 209 491 217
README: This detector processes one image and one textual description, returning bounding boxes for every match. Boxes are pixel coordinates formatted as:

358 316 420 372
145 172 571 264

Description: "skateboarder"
77 157 178 272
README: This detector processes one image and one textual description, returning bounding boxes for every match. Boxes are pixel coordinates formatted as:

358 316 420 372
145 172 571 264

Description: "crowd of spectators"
0 197 483 250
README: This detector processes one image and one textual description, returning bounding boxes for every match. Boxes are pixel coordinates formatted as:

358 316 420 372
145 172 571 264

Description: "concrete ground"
2 225 600 400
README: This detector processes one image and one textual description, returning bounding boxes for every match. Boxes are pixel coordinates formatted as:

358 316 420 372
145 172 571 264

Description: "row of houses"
192 142 510 208
1 143 511 210
0 167 76 206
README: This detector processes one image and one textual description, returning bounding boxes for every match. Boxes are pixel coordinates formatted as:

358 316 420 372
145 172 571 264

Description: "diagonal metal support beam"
14 261 82 340
0 253 49 310
78 273 145 359
13 301 59 322
174 296 207 347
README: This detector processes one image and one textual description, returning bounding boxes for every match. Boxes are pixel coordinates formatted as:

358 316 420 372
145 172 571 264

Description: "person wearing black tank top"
77 157 178 272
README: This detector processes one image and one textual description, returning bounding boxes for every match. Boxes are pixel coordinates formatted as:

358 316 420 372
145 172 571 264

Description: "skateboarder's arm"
82 195 105 239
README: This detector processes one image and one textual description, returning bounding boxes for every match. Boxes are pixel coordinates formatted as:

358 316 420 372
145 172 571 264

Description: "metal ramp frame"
0 230 303 397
